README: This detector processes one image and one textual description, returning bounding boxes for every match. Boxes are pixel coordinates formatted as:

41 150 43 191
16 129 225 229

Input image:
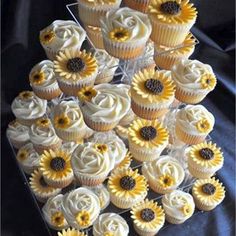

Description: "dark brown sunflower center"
120 175 136 190
44 34 52 40
140 126 157 140
164 178 169 184
140 208 155 222
202 183 216 195
39 177 48 187
160 1 181 15
33 74 41 80
206 79 210 84
58 118 65 125
67 57 85 72
84 91 92 96
50 157 66 171
55 216 63 223
199 148 214 160
145 79 164 94
114 31 125 39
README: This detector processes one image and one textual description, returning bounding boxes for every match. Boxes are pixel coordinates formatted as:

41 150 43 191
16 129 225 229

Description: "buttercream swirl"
61 141 79 155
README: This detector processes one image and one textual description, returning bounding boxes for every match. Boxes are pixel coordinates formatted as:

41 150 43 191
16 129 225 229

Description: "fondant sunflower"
200 73 217 90
116 151 132 170
181 203 193 216
40 30 55 44
30 71 46 85
148 0 197 24
131 69 175 103
77 86 97 102
57 228 87 236
51 212 66 228
17 149 28 161
36 118 50 128
54 49 97 80
94 143 108 154
131 199 165 231
158 174 175 188
54 114 71 129
19 91 34 100
75 210 91 228
109 27 131 42
128 119 169 148
104 232 114 236
196 118 212 133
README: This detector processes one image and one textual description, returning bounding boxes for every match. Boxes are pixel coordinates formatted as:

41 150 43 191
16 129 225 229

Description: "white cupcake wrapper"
193 197 221 211
85 26 104 49
33 140 62 155
133 222 163 236
188 164 215 179
9 139 30 149
44 174 74 188
34 189 61 203
31 84 62 100
165 214 189 224
55 127 86 142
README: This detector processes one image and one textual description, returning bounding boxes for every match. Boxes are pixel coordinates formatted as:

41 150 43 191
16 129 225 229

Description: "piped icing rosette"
40 20 86 60
142 155 185 194
11 91 47 126
29 60 62 100
29 118 61 154
78 84 130 131
172 59 217 103
90 131 127 166
53 100 87 141
6 120 30 149
175 105 215 144
42 194 69 230
61 187 101 229
162 190 195 224
93 213 129 236
16 143 40 174
101 7 152 59
71 142 115 186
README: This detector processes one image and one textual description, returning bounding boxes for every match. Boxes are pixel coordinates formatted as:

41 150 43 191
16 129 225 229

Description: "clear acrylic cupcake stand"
6 2 210 236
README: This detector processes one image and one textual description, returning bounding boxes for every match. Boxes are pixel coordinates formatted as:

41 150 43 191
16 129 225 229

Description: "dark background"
1 0 235 235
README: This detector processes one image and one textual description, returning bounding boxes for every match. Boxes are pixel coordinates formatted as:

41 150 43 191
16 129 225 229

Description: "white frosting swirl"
172 59 214 91
93 213 129 236
176 105 215 135
82 84 130 123
62 187 100 229
61 141 79 155
162 190 195 221
11 92 47 120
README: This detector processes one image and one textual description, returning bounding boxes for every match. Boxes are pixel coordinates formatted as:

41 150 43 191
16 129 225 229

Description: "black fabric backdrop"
1 0 235 235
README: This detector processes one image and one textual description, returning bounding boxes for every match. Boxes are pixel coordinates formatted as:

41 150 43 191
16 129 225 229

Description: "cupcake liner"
34 189 61 203
149 16 195 47
188 164 214 179
33 140 62 155
9 139 30 150
95 67 117 84
193 197 219 211
140 61 156 71
16 117 44 127
133 223 160 236
131 99 169 120
45 48 58 61
55 127 86 142
85 25 104 49
32 86 62 101
44 174 74 188
165 214 186 224
123 0 150 13
74 172 108 187
175 123 207 145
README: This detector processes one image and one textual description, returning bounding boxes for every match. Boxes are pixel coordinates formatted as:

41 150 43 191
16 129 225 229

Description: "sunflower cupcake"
29 60 62 100
108 168 148 209
192 178 225 211
101 8 152 59
148 0 197 47
42 194 69 230
53 101 87 141
29 118 62 154
58 228 87 236
142 155 185 194
39 149 74 188
172 59 217 104
124 0 151 13
131 199 165 236
11 91 47 126
54 49 98 96
128 119 169 162
162 190 195 224
175 105 215 145
62 187 100 229
187 141 224 179
131 69 175 120
29 170 61 203
85 25 104 49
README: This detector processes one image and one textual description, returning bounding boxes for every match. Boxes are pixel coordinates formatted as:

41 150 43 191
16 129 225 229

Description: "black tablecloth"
1 0 235 235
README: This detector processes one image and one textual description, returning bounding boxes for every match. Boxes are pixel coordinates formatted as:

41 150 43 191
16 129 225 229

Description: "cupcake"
175 105 215 145
61 141 80 155
94 49 119 84
62 187 100 229
53 101 87 141
192 177 225 211
128 119 169 162
29 170 61 203
172 59 217 104
93 213 129 236
124 0 151 13
142 155 185 194
154 33 195 70
131 69 175 120
148 0 197 47
90 131 127 167
131 199 165 236
78 0 122 27
6 120 30 149
71 142 115 186
29 118 62 154
40 20 86 60
187 141 224 179
115 151 133 170
42 194 69 230
16 143 40 174
54 49 98 96
87 184 110 210
108 168 148 209
84 125 95 139
139 41 156 71
78 84 130 131
29 60 62 100
101 7 152 59
162 190 195 224
58 228 87 236
39 149 74 188
85 25 104 49
11 91 47 126
115 125 129 140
